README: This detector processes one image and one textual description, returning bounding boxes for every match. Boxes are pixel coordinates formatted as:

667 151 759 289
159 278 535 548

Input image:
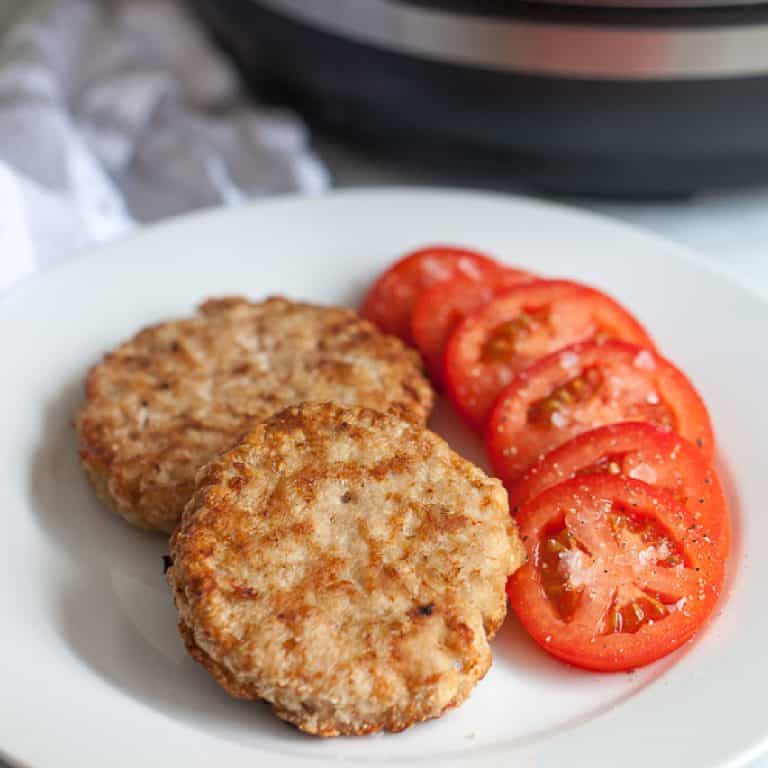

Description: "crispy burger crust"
168 403 525 737
74 297 433 533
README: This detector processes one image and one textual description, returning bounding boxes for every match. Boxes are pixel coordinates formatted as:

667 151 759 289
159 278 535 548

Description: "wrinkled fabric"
0 0 329 292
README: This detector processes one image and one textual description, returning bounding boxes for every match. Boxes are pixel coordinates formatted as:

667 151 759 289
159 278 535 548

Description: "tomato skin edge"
360 245 503 344
485 340 716 486
410 268 534 386
505 475 726 672
507 571 713 672
443 281 657 434
506 421 730 564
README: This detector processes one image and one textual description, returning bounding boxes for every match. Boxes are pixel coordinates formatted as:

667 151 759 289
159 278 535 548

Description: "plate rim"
2 186 763 313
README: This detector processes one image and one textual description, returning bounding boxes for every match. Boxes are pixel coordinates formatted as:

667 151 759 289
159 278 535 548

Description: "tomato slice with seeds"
411 269 533 384
487 340 714 485
444 280 655 430
507 475 725 671
360 246 502 344
508 423 729 562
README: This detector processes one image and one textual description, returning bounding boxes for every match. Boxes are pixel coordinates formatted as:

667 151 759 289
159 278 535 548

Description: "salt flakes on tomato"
445 280 655 431
507 475 726 671
487 340 714 486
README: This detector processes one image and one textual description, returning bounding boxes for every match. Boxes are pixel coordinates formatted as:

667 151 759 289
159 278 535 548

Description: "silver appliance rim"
253 0 768 80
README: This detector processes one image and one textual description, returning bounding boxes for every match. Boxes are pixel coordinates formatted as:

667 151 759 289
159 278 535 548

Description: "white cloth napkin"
0 0 330 293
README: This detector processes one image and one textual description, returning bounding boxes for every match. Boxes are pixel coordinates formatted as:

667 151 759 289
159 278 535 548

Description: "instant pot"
191 0 768 195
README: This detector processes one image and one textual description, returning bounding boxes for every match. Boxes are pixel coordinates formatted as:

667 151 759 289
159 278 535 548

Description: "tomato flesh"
508 422 730 561
487 340 714 485
411 269 533 384
360 246 502 344
507 475 725 671
444 280 655 431
538 506 683 628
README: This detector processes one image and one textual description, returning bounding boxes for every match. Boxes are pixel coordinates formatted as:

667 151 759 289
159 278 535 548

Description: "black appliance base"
189 0 768 197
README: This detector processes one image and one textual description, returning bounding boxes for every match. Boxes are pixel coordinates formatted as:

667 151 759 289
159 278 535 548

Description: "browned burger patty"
167 402 525 737
75 297 433 533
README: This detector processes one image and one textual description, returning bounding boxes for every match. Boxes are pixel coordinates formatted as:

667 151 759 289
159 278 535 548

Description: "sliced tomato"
444 280 655 430
507 475 725 671
411 269 533 384
360 246 502 344
508 423 729 561
487 340 714 485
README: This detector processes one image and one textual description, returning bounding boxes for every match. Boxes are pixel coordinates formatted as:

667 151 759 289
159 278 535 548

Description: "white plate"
1 189 765 768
